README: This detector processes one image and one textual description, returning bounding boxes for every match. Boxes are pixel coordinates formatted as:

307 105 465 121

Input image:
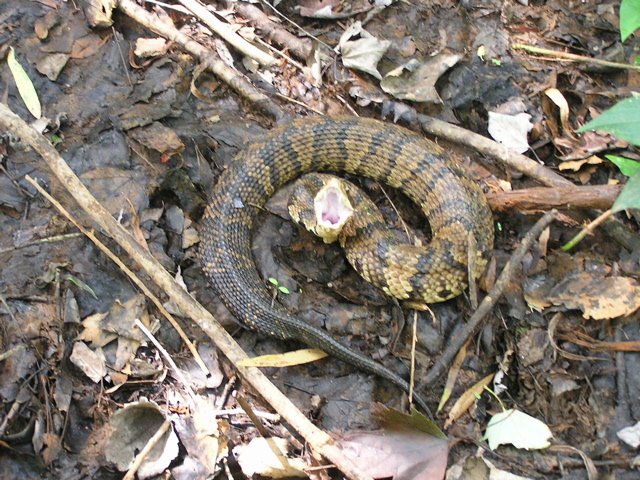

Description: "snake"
199 116 494 412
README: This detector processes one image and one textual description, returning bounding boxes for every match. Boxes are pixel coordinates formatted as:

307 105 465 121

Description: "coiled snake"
199 117 494 411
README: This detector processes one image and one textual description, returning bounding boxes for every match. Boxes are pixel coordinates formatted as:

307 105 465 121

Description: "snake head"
312 177 354 244
288 174 354 244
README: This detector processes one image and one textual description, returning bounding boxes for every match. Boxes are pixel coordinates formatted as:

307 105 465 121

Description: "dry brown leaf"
337 428 448 480
70 34 110 59
445 373 494 428
548 272 640 320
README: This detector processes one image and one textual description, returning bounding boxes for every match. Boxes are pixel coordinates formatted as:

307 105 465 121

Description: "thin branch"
561 209 614 251
512 43 640 71
417 114 640 251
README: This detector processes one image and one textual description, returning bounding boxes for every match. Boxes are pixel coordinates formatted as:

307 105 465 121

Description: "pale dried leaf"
487 112 533 153
381 54 461 103
7 47 41 119
617 421 640 448
338 22 390 80
484 409 552 450
446 373 493 428
134 38 169 58
238 348 328 367
234 437 307 478
545 88 572 133
70 341 107 383
105 401 179 478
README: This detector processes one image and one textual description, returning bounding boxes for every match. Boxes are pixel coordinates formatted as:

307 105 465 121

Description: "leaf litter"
0 0 639 478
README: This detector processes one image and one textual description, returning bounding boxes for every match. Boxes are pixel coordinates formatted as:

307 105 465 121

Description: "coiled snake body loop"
199 117 494 411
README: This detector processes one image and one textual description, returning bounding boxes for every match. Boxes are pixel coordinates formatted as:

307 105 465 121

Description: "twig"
512 43 640 71
0 103 370 480
254 36 306 71
0 292 18 326
274 92 325 115
420 210 558 387
116 0 284 121
377 183 412 242
0 345 23 363
257 0 334 52
24 176 210 377
213 407 280 422
234 2 313 61
547 313 603 362
178 0 276 67
135 318 197 399
561 209 613 251
0 232 84 255
123 420 172 480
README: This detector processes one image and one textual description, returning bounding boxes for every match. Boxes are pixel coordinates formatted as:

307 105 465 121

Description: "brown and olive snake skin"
199 117 494 412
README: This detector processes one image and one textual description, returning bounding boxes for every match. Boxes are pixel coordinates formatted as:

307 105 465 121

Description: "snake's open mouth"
313 178 353 243
321 189 345 225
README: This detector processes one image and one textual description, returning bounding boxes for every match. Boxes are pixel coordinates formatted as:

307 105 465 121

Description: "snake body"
199 117 494 410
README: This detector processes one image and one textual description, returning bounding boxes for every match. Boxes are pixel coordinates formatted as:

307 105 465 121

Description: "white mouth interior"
316 185 353 229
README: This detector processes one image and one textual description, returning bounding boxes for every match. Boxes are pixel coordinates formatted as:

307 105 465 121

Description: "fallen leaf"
337 427 449 480
7 47 41 118
544 88 572 134
338 22 390 80
238 348 328 367
381 54 461 103
484 409 552 450
487 111 533 153
483 458 534 479
233 437 307 478
558 155 602 172
129 122 185 157
70 341 107 383
547 273 640 320
36 53 69 81
70 33 109 59
134 37 169 58
172 395 225 476
446 373 494 428
617 421 640 448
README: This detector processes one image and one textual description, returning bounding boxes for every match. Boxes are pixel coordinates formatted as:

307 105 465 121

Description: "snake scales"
199 117 494 411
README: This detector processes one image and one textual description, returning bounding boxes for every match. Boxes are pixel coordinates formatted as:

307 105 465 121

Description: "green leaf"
278 286 290 295
606 155 640 177
268 277 279 286
65 274 98 300
621 0 640 42
612 173 640 212
578 96 640 146
7 47 42 119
